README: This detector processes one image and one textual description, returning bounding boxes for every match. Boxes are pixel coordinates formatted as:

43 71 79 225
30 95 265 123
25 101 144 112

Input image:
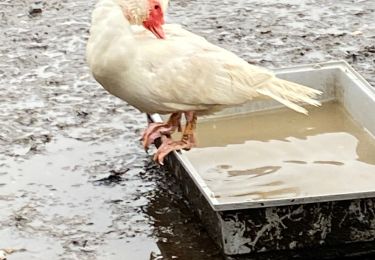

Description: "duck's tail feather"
256 77 322 114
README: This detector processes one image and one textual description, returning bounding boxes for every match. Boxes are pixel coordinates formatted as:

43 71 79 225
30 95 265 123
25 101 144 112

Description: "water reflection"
142 161 222 260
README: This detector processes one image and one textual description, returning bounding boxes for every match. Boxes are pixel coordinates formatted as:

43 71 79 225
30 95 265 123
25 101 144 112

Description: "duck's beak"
144 23 165 39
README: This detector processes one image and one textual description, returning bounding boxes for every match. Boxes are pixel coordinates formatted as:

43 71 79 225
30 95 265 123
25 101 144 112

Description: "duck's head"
117 0 168 39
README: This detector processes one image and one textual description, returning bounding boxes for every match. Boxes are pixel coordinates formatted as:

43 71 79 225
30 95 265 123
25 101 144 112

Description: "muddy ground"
0 0 374 259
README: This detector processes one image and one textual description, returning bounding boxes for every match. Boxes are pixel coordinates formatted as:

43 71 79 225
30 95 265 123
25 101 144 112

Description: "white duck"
86 0 321 164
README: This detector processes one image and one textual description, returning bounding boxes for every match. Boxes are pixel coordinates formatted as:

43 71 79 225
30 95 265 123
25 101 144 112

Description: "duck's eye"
154 5 160 10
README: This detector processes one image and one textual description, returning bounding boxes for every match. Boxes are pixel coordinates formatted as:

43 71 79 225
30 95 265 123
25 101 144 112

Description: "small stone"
260 29 272 34
29 2 43 16
289 241 297 249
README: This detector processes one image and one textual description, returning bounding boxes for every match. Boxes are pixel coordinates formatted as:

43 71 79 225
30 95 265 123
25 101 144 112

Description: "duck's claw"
142 112 196 165
153 136 194 165
141 113 182 150
142 123 174 150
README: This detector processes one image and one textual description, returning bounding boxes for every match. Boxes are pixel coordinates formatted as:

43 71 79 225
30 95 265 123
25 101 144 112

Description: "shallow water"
186 102 375 203
0 0 374 259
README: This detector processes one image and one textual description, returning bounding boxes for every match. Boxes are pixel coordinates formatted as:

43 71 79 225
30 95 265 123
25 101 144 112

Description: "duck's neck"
90 0 134 41
87 0 136 76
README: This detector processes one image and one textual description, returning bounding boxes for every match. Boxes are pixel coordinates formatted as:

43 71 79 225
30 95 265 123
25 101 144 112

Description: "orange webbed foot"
153 135 196 165
141 113 182 150
153 111 197 165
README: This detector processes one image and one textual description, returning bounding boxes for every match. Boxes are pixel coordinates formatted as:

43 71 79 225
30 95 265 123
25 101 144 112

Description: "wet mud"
0 0 374 259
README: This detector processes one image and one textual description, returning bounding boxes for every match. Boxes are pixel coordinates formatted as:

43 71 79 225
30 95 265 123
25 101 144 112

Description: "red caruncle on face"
142 0 165 39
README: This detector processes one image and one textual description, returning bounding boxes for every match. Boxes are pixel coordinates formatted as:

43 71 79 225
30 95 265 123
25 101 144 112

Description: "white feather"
87 0 321 115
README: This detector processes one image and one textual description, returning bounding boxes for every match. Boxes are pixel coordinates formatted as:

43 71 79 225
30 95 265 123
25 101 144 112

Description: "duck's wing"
136 29 320 114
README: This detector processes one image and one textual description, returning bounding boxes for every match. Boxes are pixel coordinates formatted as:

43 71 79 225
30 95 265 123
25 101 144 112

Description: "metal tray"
150 61 375 256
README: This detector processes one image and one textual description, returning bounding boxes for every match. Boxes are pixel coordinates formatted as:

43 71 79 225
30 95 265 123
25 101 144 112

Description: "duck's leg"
154 111 197 165
142 112 182 150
